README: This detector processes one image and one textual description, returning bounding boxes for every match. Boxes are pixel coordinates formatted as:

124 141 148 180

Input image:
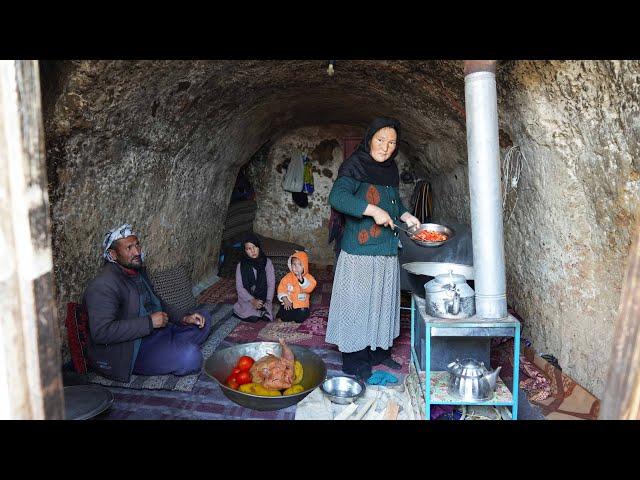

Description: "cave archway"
39 59 640 401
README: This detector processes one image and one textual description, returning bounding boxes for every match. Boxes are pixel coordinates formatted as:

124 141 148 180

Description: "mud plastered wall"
431 60 640 398
246 124 416 265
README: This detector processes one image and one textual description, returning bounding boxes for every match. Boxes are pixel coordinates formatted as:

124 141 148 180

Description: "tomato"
232 367 242 376
236 371 252 385
236 356 255 371
226 374 239 390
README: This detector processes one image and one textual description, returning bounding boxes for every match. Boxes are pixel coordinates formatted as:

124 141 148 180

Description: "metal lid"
424 277 454 293
64 385 114 420
435 272 467 285
448 358 486 378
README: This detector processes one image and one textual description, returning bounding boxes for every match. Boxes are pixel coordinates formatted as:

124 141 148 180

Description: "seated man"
83 223 213 382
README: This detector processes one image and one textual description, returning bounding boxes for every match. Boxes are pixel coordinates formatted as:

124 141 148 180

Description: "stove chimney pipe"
464 60 507 319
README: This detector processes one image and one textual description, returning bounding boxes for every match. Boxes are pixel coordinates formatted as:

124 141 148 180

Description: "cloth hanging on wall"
292 191 309 208
411 180 433 223
282 154 305 192
302 156 314 194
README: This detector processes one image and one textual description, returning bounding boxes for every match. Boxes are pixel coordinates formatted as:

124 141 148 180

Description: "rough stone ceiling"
43 59 471 176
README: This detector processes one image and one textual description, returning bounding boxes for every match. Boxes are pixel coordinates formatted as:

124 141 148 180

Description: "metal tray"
64 385 114 420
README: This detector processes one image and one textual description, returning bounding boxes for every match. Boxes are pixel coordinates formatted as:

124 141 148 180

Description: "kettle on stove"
424 270 475 319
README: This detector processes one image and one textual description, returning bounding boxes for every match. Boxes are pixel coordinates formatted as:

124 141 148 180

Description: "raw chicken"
249 338 295 390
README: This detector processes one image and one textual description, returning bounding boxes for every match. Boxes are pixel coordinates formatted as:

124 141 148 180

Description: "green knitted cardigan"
329 176 408 256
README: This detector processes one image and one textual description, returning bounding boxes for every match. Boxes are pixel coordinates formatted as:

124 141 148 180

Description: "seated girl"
276 251 317 323
233 234 275 322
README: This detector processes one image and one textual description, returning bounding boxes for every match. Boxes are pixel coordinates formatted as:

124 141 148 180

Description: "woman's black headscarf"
329 117 402 253
239 233 268 302
336 116 401 187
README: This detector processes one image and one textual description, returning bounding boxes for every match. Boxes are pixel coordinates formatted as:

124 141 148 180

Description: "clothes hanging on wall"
282 153 305 192
410 180 433 223
292 191 309 208
302 155 314 194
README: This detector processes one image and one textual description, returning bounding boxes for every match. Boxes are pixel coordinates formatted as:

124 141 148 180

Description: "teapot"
424 271 475 319
447 358 502 402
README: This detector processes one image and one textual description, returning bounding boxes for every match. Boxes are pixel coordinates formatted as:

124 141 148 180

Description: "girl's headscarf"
239 233 268 302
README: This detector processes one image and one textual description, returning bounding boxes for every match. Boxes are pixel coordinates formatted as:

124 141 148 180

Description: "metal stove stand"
409 293 521 420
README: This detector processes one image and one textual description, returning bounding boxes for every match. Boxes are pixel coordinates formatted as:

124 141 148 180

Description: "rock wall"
43 61 262 360
40 59 638 398
431 60 640 398
246 124 416 265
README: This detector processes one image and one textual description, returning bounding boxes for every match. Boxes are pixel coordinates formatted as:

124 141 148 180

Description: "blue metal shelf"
410 294 521 420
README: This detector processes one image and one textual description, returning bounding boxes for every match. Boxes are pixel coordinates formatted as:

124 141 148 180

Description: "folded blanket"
226 200 257 216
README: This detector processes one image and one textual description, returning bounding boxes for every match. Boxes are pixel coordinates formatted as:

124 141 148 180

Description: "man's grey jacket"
83 262 182 382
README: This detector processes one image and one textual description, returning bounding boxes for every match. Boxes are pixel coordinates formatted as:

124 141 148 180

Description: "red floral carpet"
93 265 411 419
225 264 412 376
198 277 238 305
490 309 600 420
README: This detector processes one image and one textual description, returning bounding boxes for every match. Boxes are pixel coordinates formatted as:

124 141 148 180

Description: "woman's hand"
400 212 421 229
365 204 394 228
251 298 264 309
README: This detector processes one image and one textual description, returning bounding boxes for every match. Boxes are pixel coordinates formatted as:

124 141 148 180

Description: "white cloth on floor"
295 384 416 420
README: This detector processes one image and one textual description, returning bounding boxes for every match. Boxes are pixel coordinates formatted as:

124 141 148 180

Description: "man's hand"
182 312 206 329
251 298 264 309
151 311 169 329
282 297 293 310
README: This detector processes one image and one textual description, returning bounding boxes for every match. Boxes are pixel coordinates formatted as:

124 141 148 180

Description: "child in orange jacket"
276 251 317 323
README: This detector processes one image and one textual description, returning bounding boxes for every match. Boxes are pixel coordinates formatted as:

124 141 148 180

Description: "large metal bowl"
408 223 455 247
204 342 327 411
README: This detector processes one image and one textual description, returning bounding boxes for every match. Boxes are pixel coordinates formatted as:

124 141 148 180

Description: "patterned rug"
225 263 412 377
97 339 346 420
74 304 238 392
224 316 412 377
88 274 600 420
491 337 600 420
91 265 412 419
197 277 238 305
488 307 600 420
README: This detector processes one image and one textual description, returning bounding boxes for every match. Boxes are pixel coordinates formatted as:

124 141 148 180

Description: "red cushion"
65 302 89 374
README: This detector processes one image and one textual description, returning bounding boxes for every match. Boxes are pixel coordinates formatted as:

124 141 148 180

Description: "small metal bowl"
320 376 366 405
408 223 455 247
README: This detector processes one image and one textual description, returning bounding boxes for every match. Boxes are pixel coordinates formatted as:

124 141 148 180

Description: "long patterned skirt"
325 250 401 353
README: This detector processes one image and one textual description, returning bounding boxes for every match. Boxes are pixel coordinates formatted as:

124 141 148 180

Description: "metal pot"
424 271 475 319
447 358 502 402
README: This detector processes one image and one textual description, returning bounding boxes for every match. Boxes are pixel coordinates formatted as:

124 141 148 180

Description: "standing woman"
233 233 276 322
325 117 421 380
